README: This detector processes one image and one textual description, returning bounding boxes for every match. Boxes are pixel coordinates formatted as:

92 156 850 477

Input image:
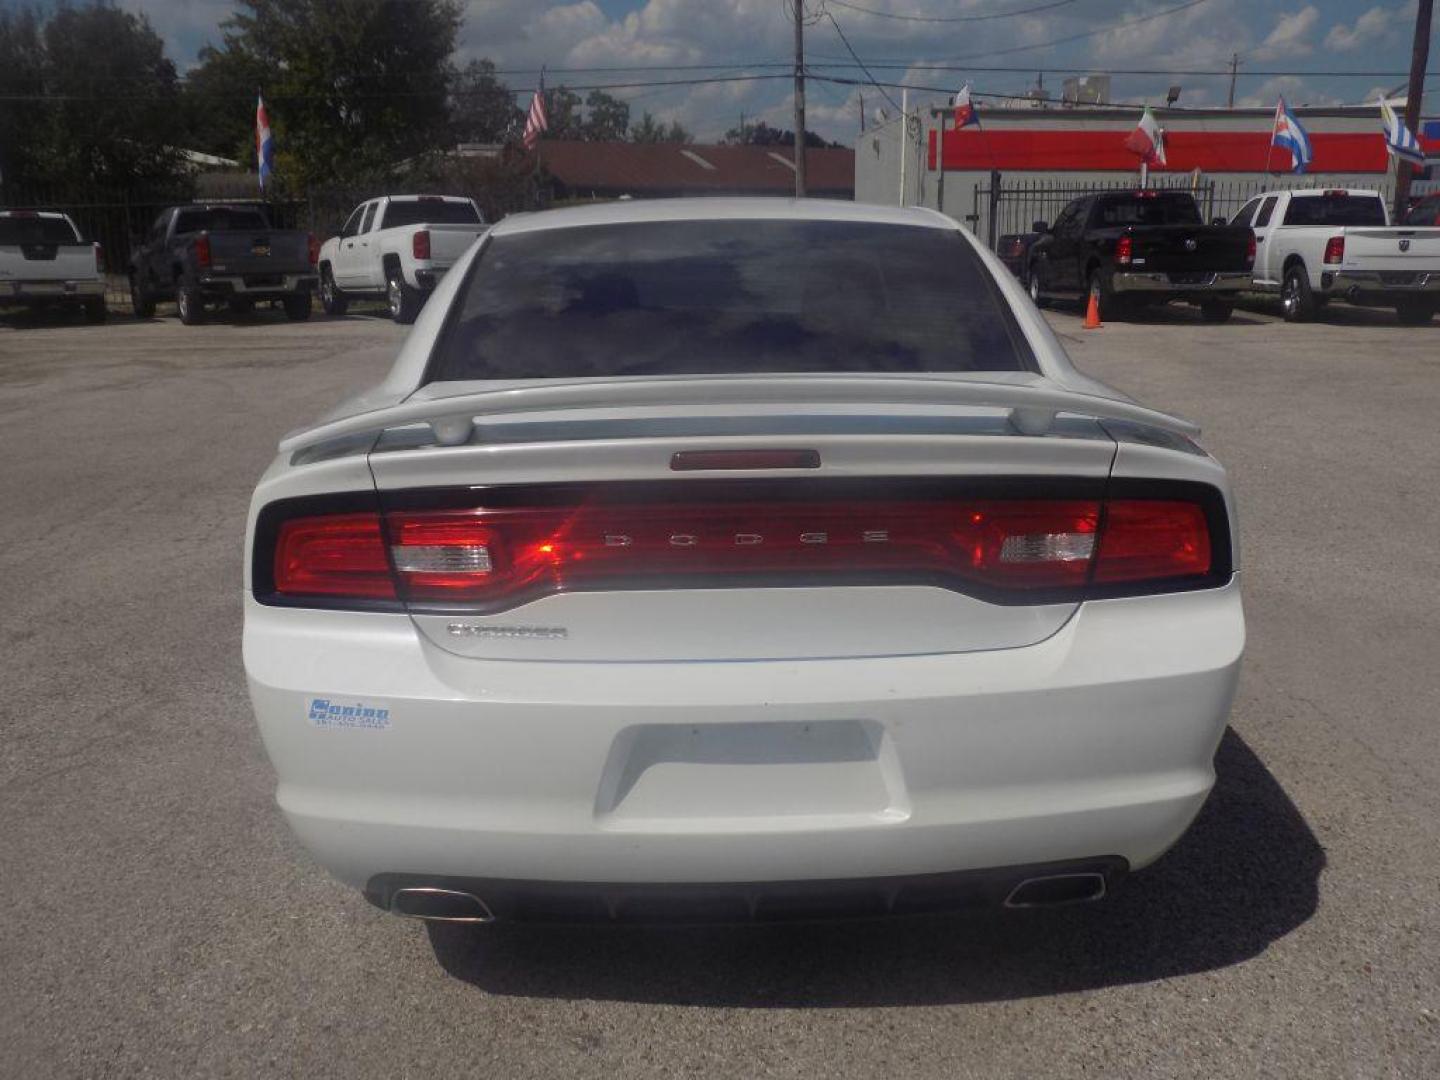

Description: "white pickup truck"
317 195 487 324
0 210 107 322
1232 188 1440 324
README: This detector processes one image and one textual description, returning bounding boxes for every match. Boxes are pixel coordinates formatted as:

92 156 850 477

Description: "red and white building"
856 105 1440 238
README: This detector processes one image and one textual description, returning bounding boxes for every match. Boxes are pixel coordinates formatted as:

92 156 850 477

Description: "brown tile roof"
538 142 854 197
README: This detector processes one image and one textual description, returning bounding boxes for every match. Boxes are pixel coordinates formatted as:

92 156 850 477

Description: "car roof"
382 194 473 202
489 198 957 238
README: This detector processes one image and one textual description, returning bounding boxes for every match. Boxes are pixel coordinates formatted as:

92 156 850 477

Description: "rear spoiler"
278 376 1200 455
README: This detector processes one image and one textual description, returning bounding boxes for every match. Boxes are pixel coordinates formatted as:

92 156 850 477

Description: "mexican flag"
1124 106 1167 167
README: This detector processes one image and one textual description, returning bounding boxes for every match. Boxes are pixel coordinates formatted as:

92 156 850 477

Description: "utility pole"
792 0 808 197
1226 53 1241 109
859 91 865 134
1394 0 1433 220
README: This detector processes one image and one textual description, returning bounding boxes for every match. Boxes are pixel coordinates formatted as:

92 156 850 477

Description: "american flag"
523 71 548 151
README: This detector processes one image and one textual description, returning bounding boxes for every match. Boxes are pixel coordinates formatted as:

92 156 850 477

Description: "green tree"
4 2 186 191
630 112 692 144
181 41 270 164
546 85 584 140
582 89 629 141
451 58 520 144
199 0 463 191
721 120 838 149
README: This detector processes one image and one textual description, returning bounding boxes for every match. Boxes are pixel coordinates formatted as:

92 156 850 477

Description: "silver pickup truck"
1234 188 1440 324
0 210 107 322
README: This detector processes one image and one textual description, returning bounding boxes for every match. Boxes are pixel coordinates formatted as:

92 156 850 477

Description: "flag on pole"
1380 98 1425 166
1123 106 1166 168
255 94 274 190
1270 96 1312 174
952 83 979 128
523 70 549 151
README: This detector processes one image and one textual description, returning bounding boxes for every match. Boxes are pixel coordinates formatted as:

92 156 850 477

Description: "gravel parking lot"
2 300 1437 1078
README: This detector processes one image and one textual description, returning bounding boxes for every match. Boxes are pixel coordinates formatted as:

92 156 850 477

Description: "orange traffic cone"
1083 289 1103 330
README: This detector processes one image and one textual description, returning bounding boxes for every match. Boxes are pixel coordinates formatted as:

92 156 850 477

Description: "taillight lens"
1324 236 1344 264
195 233 211 269
273 513 395 599
95 243 104 273
1245 230 1256 270
307 232 319 266
1115 235 1133 265
412 229 431 261
258 490 1222 609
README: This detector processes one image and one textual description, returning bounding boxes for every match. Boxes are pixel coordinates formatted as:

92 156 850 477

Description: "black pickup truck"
1025 191 1255 322
128 205 318 324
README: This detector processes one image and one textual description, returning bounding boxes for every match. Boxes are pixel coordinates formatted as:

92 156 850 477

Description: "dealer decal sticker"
307 698 390 730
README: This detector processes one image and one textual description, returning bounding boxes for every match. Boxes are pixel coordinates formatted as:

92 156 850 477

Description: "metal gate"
971 175 1219 250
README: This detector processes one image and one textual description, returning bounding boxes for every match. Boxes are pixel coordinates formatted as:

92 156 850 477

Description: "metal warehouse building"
855 105 1440 246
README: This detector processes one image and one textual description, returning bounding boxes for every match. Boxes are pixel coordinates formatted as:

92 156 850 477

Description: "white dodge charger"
244 198 1243 924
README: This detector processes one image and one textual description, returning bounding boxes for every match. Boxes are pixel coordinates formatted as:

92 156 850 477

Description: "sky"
123 0 1440 142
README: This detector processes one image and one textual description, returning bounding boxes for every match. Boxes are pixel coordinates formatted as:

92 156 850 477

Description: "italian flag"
1124 106 1167 167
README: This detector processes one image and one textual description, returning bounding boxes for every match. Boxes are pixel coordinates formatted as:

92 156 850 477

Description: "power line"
823 0 1078 22
823 9 900 112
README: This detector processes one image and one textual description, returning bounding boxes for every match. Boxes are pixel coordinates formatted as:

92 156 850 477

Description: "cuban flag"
1123 105 1166 168
1270 97 1312 174
952 83 979 128
256 94 275 190
1380 98 1425 167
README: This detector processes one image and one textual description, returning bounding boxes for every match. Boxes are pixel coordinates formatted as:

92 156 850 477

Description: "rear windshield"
0 215 80 245
1092 194 1202 227
173 207 270 234
383 199 481 229
427 219 1035 382
1282 194 1387 227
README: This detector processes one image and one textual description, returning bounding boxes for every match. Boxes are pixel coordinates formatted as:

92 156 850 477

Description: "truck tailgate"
207 230 312 275
1130 226 1251 274
419 224 487 267
0 242 98 284
1341 227 1440 272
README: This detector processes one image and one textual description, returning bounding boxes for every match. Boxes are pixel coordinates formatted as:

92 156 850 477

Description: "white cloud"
1323 6 1395 52
1254 6 1321 59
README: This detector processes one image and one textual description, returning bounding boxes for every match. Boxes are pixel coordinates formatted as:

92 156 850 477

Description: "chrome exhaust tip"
390 886 495 923
1003 872 1108 909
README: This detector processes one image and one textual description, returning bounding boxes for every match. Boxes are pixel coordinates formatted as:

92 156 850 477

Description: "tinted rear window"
1093 194 1202 226
173 208 270 234
1282 195 1387 227
427 220 1034 382
383 199 481 229
0 215 80 244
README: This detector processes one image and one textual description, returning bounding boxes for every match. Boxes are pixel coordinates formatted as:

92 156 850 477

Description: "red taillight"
195 233 211 270
412 229 431 261
1245 230 1256 270
1115 235 1133 266
307 232 319 266
1093 500 1211 584
273 513 395 599
260 492 1218 609
95 242 104 273
1324 236 1344 264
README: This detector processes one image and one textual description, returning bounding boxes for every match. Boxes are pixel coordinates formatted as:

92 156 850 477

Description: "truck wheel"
1027 268 1048 309
283 291 313 321
1395 299 1435 326
1089 270 1128 320
387 268 422 325
319 268 348 316
177 286 205 325
83 298 108 324
1280 265 1315 323
130 274 155 319
1200 299 1234 323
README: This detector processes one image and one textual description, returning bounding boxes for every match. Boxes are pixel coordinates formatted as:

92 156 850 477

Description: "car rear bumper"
1321 269 1440 295
2 278 106 300
244 579 1243 897
197 273 316 296
1111 270 1252 294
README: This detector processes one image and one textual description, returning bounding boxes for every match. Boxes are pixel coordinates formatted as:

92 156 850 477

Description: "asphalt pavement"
1 299 1437 1078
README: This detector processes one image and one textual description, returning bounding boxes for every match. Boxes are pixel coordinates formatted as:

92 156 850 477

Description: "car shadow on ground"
424 729 1323 1007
